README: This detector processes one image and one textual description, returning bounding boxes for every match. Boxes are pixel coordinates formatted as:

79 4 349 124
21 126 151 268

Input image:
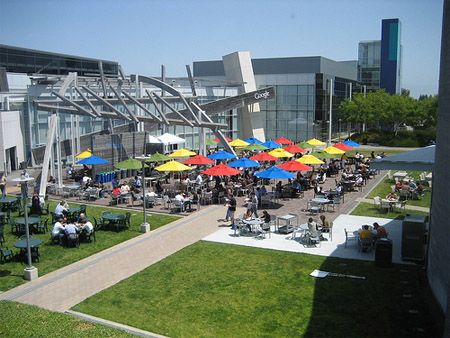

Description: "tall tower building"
380 18 402 94
358 18 402 94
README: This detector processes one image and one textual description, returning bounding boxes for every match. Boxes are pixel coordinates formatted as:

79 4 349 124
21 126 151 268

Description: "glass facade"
358 41 381 91
0 45 118 76
259 84 316 142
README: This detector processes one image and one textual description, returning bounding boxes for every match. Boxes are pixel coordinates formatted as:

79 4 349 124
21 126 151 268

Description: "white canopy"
157 133 186 145
148 135 162 144
370 145 435 171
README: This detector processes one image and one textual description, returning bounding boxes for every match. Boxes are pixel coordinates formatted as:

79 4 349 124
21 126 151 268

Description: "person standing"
0 173 6 199
227 194 237 228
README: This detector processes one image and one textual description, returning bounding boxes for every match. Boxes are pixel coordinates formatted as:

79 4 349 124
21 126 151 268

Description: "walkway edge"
65 310 168 338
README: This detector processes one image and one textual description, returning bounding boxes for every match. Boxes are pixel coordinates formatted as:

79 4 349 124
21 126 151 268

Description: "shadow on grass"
303 241 439 337
0 270 11 277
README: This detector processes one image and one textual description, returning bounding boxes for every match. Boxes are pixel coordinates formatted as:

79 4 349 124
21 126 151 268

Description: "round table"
14 237 43 249
68 207 81 213
102 213 125 222
243 218 264 233
0 196 18 204
14 217 41 227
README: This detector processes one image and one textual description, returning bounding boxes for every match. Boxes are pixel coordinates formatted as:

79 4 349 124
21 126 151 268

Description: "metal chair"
37 219 49 234
170 199 184 213
344 228 357 248
0 245 14 263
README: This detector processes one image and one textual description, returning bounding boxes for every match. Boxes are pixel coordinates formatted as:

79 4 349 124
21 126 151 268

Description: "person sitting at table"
79 216 94 237
386 192 398 201
64 221 79 246
175 192 190 212
51 216 66 244
359 225 373 241
155 180 164 194
30 192 42 215
121 182 130 194
54 200 68 217
82 174 92 187
318 215 331 233
111 186 121 200
394 181 403 192
314 184 323 196
355 175 364 186
373 222 388 239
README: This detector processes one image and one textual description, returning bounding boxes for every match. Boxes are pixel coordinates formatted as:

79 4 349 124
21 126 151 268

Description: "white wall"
0 110 24 172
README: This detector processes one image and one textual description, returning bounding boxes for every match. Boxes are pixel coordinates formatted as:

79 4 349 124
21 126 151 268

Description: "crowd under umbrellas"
60 136 365 224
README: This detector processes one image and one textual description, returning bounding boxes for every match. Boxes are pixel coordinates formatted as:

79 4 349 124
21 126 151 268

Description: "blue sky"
0 0 443 97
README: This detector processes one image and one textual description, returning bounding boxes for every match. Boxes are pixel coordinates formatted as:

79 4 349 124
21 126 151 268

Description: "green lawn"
72 241 436 338
0 301 133 337
0 199 179 291
346 147 405 158
351 202 429 220
367 171 431 209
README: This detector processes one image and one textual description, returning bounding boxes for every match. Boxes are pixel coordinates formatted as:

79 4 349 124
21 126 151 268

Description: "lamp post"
135 155 150 233
328 78 333 146
13 176 38 281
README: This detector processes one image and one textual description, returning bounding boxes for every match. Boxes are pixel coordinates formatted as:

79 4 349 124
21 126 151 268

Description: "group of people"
51 213 93 245
359 222 388 251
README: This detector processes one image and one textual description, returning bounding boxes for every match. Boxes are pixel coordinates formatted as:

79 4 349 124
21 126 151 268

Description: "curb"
66 310 168 338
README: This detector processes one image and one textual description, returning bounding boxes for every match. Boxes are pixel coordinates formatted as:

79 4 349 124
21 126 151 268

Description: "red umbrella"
213 136 232 142
283 144 305 154
334 143 353 151
275 137 294 145
250 152 278 162
201 164 241 176
183 154 214 165
277 160 312 171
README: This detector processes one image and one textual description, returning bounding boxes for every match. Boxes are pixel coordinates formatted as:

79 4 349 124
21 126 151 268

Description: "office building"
194 52 361 142
358 18 402 94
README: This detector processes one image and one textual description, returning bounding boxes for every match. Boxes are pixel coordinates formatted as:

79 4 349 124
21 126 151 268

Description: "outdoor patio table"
242 218 264 233
393 171 408 181
291 223 309 240
14 217 41 227
0 196 18 206
102 213 125 222
14 237 43 263
14 237 43 249
381 199 398 211
341 180 355 192
276 214 298 234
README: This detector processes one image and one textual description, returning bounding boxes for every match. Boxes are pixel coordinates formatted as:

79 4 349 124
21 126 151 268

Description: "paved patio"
203 214 406 263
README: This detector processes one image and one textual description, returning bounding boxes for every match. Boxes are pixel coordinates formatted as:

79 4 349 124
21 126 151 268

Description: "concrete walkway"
0 204 237 312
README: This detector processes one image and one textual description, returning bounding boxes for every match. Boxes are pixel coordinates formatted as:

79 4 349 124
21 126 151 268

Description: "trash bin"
375 238 392 267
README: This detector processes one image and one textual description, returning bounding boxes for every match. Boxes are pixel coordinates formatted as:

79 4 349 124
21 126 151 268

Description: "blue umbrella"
76 155 109 165
262 139 281 149
254 166 295 179
344 140 360 147
244 137 264 145
228 158 260 168
207 150 237 160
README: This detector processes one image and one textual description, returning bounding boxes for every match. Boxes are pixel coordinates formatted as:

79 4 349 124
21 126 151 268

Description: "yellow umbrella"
155 160 193 172
169 148 197 158
268 148 294 158
296 154 324 165
229 138 249 147
306 138 326 146
324 146 345 155
75 149 92 159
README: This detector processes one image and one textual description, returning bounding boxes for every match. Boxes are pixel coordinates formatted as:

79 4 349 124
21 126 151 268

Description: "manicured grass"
346 147 405 158
72 241 436 337
0 301 133 337
367 171 431 209
351 202 429 220
0 199 179 291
